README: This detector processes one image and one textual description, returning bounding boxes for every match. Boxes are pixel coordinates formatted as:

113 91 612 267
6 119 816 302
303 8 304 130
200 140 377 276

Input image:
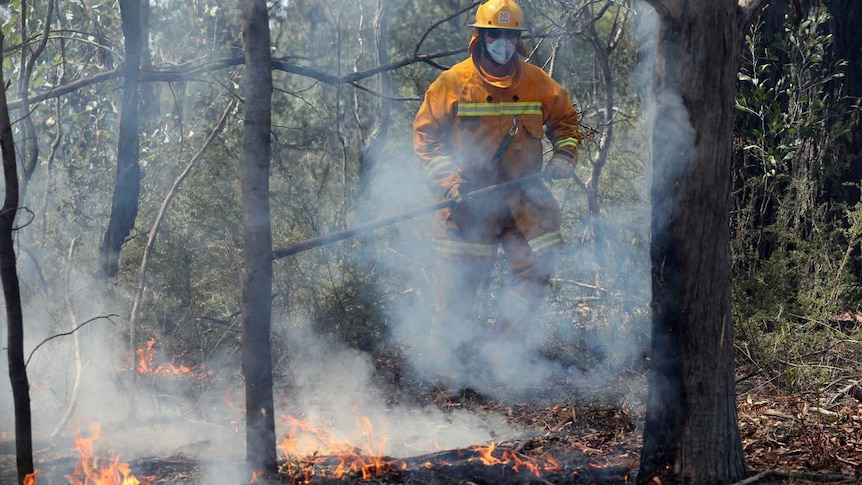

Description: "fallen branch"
829 382 862 404
732 469 858 485
807 406 840 419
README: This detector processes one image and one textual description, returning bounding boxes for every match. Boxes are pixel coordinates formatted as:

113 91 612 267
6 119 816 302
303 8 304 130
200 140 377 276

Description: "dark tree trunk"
759 0 862 199
99 0 142 279
16 0 54 206
827 0 862 97
240 0 278 478
637 1 753 483
820 0 862 208
0 32 35 485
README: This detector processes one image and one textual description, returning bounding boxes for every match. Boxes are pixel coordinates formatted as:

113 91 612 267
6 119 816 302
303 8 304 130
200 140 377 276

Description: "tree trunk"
825 0 862 207
357 0 391 194
0 32 35 485
637 1 754 483
240 0 278 478
99 0 143 280
759 0 862 186
826 0 862 98
17 0 54 207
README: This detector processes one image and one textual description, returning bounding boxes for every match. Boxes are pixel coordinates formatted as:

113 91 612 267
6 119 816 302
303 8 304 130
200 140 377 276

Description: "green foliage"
732 6 862 392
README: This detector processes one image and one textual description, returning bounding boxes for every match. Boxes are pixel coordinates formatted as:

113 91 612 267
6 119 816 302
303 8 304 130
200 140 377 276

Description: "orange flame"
280 413 399 481
65 423 154 485
250 469 264 483
470 443 557 477
24 470 39 485
279 415 558 481
134 339 206 377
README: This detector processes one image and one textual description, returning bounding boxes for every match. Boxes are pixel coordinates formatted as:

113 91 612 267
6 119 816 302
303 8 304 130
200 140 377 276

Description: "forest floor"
1 355 860 484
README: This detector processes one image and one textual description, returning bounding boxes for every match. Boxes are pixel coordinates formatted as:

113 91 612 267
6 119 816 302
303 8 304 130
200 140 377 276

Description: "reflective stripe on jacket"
413 53 581 255
413 53 581 193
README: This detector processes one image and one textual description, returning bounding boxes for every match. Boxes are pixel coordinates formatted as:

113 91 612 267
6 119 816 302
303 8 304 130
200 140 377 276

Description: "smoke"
632 0 697 411
276 321 519 458
635 2 694 194
0 3 674 484
0 265 126 436
367 8 662 405
373 139 653 403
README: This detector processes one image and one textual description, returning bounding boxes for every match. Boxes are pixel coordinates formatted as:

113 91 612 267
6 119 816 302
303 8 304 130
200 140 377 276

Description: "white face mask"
485 38 517 65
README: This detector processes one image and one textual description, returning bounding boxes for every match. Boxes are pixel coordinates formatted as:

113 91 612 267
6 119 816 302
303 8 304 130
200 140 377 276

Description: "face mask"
485 38 516 65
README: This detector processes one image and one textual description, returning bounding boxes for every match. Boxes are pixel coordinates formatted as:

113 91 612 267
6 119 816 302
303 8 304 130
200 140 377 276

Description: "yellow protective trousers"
430 184 560 341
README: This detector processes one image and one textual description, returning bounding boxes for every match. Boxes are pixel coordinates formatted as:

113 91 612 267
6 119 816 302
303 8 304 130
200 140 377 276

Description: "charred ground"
1 349 860 485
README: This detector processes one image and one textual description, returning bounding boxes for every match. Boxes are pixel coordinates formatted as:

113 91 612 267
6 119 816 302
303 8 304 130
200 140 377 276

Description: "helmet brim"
468 22 528 31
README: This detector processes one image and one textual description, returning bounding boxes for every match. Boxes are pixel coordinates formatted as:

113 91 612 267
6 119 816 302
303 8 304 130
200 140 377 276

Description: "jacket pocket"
515 116 545 171
521 116 545 140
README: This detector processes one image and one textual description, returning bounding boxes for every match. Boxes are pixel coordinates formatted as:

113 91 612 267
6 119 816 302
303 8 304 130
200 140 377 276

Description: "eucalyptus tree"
0 30 34 485
240 0 278 477
636 0 764 482
98 0 143 281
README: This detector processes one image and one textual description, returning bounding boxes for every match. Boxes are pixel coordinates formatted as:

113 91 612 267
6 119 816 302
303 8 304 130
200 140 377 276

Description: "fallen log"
281 445 633 484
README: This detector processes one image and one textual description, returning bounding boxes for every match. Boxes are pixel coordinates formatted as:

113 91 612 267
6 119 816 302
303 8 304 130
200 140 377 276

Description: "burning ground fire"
279 412 394 481
278 412 563 483
131 338 209 378
25 422 154 485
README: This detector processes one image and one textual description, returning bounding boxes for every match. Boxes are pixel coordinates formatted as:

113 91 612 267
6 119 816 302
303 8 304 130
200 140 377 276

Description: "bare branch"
25 314 119 367
6 48 464 111
414 1 480 58
738 0 766 25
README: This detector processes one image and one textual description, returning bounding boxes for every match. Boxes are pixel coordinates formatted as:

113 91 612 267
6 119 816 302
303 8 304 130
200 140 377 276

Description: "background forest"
0 0 860 482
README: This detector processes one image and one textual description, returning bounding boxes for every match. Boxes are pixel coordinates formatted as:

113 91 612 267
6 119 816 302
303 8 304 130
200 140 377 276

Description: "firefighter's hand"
545 157 575 180
446 182 472 203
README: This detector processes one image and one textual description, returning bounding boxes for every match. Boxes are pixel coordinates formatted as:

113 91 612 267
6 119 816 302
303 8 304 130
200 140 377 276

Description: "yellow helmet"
469 0 527 31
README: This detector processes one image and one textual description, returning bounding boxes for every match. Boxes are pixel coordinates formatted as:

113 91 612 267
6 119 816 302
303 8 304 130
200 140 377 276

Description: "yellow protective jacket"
413 51 581 254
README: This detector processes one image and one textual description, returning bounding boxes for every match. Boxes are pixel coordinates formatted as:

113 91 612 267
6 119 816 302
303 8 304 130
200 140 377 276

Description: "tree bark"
240 0 278 478
99 0 143 280
826 0 862 97
637 1 752 483
0 32 35 485
16 0 54 207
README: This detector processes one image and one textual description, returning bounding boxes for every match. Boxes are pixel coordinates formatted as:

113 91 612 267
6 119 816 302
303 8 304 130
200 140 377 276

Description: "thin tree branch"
25 314 119 367
413 1 480 58
127 99 236 344
6 48 465 111
738 0 767 25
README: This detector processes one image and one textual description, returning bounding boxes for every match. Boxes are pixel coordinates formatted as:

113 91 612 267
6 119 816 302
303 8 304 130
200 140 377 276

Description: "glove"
545 157 575 180
445 182 473 230
445 182 472 203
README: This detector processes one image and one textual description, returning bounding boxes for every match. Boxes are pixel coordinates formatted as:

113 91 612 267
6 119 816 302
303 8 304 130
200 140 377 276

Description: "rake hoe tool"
272 172 548 260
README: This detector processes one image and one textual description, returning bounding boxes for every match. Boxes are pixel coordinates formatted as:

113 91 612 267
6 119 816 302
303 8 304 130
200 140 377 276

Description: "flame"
279 412 559 482
470 443 558 478
279 412 399 481
545 454 561 472
133 338 207 377
24 470 39 485
250 470 264 483
64 423 154 485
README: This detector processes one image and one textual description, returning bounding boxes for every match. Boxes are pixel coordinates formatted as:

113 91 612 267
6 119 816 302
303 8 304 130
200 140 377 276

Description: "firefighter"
413 0 581 368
